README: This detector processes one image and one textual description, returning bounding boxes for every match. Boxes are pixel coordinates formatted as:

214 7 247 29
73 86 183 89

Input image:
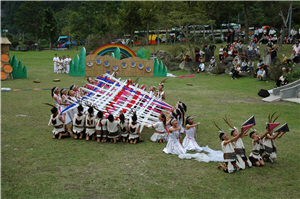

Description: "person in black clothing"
270 45 278 63
209 43 216 58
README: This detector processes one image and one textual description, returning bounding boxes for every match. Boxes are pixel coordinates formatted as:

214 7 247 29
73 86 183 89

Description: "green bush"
283 67 300 83
11 40 19 48
215 38 223 43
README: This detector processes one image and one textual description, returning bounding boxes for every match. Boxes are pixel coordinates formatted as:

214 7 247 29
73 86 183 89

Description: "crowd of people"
53 54 72 74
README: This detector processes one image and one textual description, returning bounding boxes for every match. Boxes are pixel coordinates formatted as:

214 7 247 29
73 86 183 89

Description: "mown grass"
1 44 299 199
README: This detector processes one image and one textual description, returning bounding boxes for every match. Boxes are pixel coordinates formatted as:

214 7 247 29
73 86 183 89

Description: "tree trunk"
50 40 52 50
146 21 150 46
166 27 168 45
244 3 249 44
207 9 216 44
279 28 286 52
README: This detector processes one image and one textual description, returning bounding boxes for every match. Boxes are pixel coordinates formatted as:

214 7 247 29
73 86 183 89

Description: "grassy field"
1 44 299 198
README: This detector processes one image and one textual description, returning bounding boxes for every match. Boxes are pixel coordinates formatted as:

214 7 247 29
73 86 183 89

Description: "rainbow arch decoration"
92 44 137 58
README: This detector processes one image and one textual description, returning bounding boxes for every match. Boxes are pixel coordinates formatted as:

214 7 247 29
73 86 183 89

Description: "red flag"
267 123 280 131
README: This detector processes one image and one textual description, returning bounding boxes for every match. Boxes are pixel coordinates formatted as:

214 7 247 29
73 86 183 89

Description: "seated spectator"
221 49 228 60
291 50 299 63
253 36 258 44
255 60 264 76
257 68 266 81
193 60 205 73
231 64 241 80
241 59 248 72
280 54 290 64
267 39 273 48
276 67 289 87
232 47 238 57
293 43 300 55
209 56 216 68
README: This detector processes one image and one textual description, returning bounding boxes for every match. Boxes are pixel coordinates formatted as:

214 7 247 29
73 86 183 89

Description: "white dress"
72 114 85 134
85 115 95 136
50 114 65 135
163 128 186 155
149 121 166 142
65 57 71 73
53 93 62 114
128 123 140 140
61 94 72 124
233 138 252 169
182 126 203 152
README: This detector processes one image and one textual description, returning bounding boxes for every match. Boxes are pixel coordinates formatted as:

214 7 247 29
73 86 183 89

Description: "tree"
203 2 219 44
40 8 58 49
14 1 46 47
139 1 157 46
278 1 293 52
243 2 249 44
118 1 142 48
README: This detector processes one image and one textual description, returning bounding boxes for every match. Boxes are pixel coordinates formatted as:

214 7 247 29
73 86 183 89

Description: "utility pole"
157 21 159 46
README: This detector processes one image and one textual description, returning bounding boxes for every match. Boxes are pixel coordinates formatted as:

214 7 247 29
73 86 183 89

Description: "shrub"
283 67 300 83
167 45 185 58
11 40 19 48
215 38 223 43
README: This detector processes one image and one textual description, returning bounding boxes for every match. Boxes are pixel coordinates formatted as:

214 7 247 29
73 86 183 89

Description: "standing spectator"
65 55 72 74
258 27 263 40
255 46 260 58
254 27 259 38
53 54 59 73
248 59 254 77
269 27 276 37
271 45 278 63
227 30 232 43
219 45 224 62
231 29 235 43
267 39 273 48
209 43 216 58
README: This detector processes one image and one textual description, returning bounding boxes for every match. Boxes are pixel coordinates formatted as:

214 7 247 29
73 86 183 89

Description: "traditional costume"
95 118 108 139
107 120 120 139
50 114 65 138
249 138 264 165
182 126 203 152
128 122 140 141
221 141 240 173
233 137 252 169
72 113 85 135
85 114 96 137
119 120 129 139
263 132 277 161
163 127 186 155
149 121 166 142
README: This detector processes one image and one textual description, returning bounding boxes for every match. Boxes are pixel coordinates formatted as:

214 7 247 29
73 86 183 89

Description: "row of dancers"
216 114 287 174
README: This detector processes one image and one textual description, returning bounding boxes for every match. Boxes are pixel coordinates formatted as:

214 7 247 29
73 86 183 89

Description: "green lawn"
1 44 299 198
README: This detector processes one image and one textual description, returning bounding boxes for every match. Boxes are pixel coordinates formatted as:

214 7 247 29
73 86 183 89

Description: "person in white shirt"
53 54 59 73
57 57 63 74
258 27 263 40
269 27 276 37
293 43 300 55
209 56 216 68
65 55 72 74
219 45 224 62
254 27 259 38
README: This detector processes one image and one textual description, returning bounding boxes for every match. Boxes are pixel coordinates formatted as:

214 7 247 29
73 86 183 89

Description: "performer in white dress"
163 119 186 155
107 114 120 144
95 111 107 143
85 107 96 141
72 105 85 139
182 116 203 152
119 113 129 142
146 114 167 143
249 129 270 167
53 54 59 73
128 114 141 144
230 128 252 169
156 83 165 100
60 88 72 134
49 107 69 140
52 87 62 114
